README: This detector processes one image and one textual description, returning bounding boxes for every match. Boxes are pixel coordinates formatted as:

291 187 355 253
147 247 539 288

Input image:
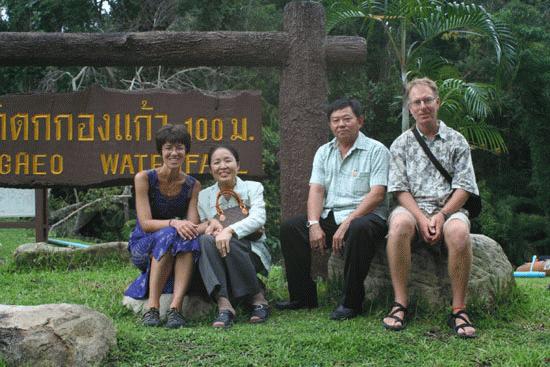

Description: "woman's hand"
206 219 224 236
171 219 199 240
215 227 234 257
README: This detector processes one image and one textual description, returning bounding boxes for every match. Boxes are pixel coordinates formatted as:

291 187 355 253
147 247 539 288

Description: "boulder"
123 293 215 321
328 234 515 310
13 241 129 269
0 303 116 367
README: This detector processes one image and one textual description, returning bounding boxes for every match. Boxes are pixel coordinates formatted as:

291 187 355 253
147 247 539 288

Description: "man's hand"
309 224 326 253
417 216 437 245
215 227 233 257
428 213 445 243
332 218 351 255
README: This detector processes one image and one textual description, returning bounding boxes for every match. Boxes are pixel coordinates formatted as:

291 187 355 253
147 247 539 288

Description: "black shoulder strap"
411 127 452 185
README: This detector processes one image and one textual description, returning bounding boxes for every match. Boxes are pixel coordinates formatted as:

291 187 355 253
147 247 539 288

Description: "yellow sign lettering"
0 154 10 174
100 153 119 174
32 154 47 175
120 154 135 174
15 152 30 174
51 154 63 174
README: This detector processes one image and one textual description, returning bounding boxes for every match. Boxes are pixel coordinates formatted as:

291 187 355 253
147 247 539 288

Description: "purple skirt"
124 222 200 299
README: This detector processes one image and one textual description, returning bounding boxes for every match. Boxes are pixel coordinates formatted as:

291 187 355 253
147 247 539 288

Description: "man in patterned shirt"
275 98 390 321
382 77 479 338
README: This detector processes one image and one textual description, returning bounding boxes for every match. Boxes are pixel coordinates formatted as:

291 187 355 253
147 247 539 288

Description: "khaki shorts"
388 205 470 235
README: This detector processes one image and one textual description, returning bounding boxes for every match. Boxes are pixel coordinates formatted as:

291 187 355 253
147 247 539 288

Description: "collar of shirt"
328 131 370 158
416 120 451 142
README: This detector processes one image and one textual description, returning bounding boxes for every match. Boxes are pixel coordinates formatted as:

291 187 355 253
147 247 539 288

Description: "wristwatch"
306 220 319 228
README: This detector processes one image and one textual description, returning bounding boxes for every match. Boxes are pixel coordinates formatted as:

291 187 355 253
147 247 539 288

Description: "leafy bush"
478 182 550 266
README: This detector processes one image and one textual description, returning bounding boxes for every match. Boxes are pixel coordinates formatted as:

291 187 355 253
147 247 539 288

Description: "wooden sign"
0 86 263 187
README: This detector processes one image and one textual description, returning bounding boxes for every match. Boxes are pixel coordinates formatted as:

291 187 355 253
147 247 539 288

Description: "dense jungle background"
1 0 548 266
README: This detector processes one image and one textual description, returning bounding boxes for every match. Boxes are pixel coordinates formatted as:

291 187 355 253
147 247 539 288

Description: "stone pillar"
279 1 329 277
279 1 328 221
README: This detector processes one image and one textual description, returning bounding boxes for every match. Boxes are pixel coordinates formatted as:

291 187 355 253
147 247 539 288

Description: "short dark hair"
207 144 240 166
155 124 191 154
326 98 363 121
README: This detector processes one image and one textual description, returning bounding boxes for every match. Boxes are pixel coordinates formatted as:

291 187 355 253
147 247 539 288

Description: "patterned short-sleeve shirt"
310 131 390 224
388 121 479 215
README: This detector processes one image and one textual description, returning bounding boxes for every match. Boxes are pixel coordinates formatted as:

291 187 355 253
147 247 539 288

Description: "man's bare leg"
383 212 415 328
444 219 475 337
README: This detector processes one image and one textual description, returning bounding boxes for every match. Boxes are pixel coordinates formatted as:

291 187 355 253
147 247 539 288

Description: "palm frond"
494 20 518 77
412 2 517 73
407 55 449 79
457 118 508 154
439 78 495 120
326 0 384 31
414 3 490 42
463 83 495 119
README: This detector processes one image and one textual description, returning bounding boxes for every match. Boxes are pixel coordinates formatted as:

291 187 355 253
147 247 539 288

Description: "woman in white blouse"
198 144 271 328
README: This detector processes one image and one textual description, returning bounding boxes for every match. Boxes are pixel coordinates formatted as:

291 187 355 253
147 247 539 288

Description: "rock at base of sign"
0 303 116 367
13 241 130 269
328 234 515 311
123 293 215 321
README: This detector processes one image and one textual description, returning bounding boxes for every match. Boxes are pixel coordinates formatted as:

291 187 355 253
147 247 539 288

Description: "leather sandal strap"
388 301 407 316
450 310 474 330
385 314 404 324
451 309 468 318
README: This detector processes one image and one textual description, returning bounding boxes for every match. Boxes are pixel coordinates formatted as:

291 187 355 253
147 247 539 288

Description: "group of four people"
124 77 478 338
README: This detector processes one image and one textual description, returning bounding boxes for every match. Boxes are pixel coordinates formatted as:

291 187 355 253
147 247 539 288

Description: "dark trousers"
198 235 261 301
280 212 387 310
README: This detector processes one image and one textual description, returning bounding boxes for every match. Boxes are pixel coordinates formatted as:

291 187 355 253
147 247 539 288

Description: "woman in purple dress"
124 124 206 328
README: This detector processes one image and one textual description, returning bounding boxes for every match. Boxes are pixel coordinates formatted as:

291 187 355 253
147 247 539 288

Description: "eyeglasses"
408 96 438 108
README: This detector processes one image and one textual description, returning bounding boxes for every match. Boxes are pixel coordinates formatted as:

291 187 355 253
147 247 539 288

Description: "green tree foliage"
0 0 548 265
0 0 285 256
325 0 516 154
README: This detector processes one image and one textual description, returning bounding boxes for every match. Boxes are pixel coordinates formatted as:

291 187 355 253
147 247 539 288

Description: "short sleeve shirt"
310 131 390 224
388 121 479 215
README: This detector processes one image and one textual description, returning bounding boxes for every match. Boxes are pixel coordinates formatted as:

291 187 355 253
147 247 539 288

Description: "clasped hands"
418 212 446 245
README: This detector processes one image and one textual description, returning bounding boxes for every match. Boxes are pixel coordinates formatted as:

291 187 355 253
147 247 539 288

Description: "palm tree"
326 0 516 153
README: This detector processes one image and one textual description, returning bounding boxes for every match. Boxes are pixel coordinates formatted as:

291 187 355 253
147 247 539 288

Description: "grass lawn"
1 228 549 366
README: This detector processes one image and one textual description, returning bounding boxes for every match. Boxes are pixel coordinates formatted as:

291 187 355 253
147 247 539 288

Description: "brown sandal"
382 302 407 331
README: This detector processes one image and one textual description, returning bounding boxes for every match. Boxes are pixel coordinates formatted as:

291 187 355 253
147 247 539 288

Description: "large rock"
123 293 215 321
13 241 129 269
0 303 116 367
328 234 515 310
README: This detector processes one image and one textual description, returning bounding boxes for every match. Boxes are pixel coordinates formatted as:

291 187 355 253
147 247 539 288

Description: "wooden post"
279 2 328 220
0 32 365 67
34 189 48 242
279 2 329 277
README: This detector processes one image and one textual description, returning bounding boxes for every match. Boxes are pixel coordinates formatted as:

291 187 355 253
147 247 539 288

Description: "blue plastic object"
48 238 90 249
513 255 546 278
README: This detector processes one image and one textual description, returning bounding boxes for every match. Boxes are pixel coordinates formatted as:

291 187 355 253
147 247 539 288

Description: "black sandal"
250 304 270 324
382 302 408 331
212 309 234 329
448 309 477 339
